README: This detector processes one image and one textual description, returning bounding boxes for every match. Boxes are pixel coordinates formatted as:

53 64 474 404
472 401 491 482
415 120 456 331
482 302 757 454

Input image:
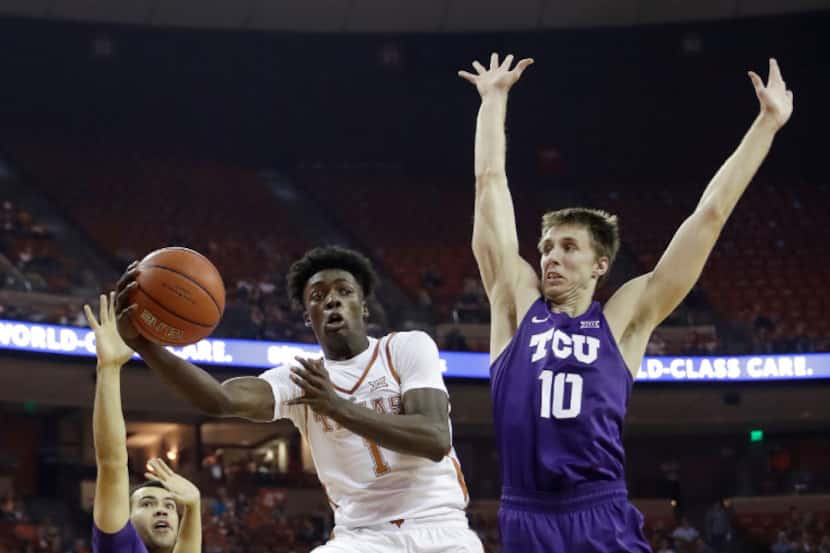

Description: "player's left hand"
144 458 200 509
286 357 344 417
84 292 135 370
748 58 793 130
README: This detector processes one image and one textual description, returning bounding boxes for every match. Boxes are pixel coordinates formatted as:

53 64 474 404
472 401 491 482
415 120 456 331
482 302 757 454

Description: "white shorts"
312 519 484 553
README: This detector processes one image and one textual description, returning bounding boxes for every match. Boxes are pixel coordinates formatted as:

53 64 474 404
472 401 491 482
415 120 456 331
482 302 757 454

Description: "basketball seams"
142 263 224 315
135 285 214 329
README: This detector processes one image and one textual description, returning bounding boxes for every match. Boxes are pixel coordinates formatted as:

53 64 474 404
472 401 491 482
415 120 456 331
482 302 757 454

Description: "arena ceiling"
0 0 827 32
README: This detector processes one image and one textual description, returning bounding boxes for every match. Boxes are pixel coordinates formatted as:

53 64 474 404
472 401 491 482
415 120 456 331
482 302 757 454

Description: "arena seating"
10 142 309 284
589 178 830 341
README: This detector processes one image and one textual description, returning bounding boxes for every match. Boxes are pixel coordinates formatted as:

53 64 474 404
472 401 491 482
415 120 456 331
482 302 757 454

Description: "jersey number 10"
538 371 583 419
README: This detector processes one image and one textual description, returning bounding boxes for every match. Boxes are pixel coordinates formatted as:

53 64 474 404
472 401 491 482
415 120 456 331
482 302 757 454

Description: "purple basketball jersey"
491 298 632 493
92 521 149 553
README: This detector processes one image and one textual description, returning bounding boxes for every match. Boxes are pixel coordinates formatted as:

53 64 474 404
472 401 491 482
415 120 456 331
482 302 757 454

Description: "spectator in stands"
453 277 489 323
692 537 715 553
704 500 733 553
0 494 25 522
64 538 92 553
443 327 470 351
772 531 795 553
788 322 814 353
672 517 701 547
657 537 676 553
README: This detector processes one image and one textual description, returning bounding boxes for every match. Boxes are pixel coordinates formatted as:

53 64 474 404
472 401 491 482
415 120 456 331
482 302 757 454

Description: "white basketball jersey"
258 331 470 529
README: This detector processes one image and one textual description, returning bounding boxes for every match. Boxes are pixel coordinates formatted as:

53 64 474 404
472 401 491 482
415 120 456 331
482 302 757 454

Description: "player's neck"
546 292 593 318
321 334 371 361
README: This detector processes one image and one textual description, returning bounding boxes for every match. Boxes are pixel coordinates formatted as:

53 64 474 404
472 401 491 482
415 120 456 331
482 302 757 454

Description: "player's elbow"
474 168 506 188
426 424 452 463
695 202 727 229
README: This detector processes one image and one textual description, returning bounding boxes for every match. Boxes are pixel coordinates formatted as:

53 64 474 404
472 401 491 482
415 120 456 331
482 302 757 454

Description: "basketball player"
113 246 483 552
84 292 201 553
459 54 792 552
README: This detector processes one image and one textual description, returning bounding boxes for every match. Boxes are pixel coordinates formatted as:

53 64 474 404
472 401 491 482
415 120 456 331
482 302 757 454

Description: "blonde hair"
540 207 620 287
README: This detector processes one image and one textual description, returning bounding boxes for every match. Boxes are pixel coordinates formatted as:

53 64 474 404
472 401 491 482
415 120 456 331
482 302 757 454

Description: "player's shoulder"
382 330 438 352
258 360 300 384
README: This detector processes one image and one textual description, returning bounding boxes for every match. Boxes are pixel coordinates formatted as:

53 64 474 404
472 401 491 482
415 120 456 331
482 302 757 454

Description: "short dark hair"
130 480 165 498
129 480 166 510
287 246 378 309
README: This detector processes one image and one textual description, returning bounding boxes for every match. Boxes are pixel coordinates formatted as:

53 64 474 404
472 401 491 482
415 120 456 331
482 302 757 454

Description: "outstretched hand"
145 458 200 508
84 292 135 369
458 52 534 99
748 58 793 130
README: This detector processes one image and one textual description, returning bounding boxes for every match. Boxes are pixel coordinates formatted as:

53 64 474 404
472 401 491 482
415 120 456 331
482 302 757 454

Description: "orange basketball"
128 247 225 346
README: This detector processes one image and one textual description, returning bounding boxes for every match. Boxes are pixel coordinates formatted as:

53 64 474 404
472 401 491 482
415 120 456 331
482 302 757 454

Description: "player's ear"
593 256 609 279
362 301 369 321
303 311 312 327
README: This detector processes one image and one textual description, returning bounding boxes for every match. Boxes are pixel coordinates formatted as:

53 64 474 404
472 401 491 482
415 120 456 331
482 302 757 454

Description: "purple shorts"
499 481 652 553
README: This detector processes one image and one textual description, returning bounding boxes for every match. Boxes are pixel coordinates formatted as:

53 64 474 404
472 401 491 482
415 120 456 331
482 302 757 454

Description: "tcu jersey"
490 298 632 493
259 331 470 529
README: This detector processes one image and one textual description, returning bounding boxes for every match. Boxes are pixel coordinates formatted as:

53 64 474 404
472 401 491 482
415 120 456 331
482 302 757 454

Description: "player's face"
303 269 369 342
130 487 180 550
538 224 607 300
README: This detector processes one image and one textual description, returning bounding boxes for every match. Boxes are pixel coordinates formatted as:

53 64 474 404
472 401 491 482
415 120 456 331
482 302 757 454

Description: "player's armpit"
487 265 540 362
604 274 653 377
222 376 276 422
401 387 452 455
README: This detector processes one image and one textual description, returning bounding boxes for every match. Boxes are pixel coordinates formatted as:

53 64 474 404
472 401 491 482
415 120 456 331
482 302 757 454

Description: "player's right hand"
114 261 147 349
84 292 135 370
458 52 533 99
145 458 201 509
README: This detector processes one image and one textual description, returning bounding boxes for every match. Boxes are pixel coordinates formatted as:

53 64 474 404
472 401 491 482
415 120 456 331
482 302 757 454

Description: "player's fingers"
290 373 318 394
116 303 138 322
108 291 117 322
472 60 486 75
515 58 534 75
747 71 764 91
285 398 311 406
292 367 324 388
500 54 514 70
146 460 164 480
489 52 499 70
83 305 99 328
153 458 176 478
98 294 107 325
115 268 138 292
769 58 783 84
294 356 321 373
115 282 137 311
457 70 477 83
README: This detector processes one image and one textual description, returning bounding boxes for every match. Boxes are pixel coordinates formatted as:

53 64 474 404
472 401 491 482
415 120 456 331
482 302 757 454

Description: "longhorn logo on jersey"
529 327 601 364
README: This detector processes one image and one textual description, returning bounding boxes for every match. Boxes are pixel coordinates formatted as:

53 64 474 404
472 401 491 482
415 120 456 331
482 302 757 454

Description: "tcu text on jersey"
528 327 601 364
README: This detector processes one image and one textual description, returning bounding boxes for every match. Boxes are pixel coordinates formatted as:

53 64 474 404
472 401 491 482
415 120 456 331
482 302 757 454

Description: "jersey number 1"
363 439 392 476
538 371 583 419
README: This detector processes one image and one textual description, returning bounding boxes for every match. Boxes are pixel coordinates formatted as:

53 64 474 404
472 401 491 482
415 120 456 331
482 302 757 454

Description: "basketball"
128 247 226 346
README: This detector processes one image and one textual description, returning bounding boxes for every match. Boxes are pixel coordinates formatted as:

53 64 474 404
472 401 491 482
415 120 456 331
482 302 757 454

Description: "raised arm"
86 293 137 534
459 53 540 358
607 59 794 361
113 266 275 422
